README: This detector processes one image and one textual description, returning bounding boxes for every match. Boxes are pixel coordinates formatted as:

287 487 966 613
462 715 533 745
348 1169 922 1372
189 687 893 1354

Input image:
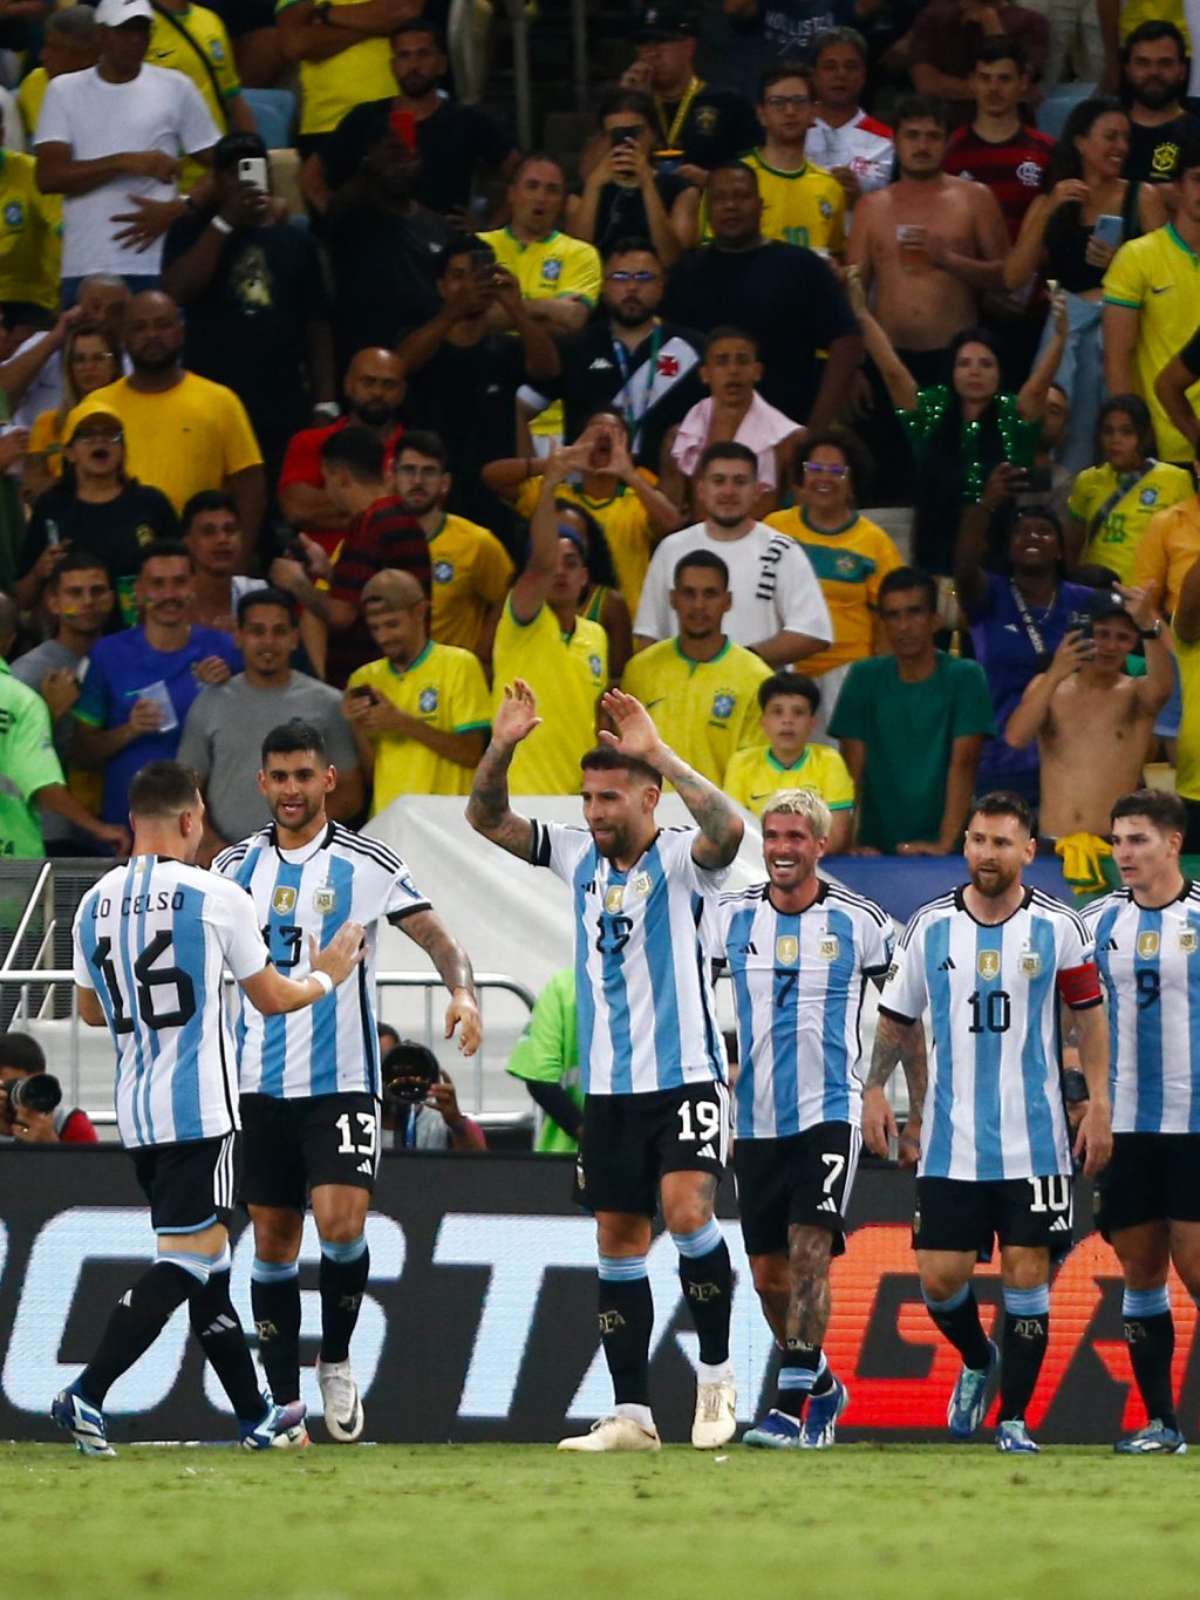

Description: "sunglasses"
763 94 811 109
803 461 848 477
606 270 660 284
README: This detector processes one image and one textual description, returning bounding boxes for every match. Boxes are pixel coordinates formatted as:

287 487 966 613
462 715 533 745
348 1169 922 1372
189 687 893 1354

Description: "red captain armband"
1056 961 1102 1008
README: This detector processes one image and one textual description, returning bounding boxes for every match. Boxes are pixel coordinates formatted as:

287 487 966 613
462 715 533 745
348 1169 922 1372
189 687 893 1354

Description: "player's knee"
1120 1254 1170 1292
318 1216 366 1249
787 1225 832 1281
749 1252 787 1299
250 1208 302 1262
919 1267 969 1304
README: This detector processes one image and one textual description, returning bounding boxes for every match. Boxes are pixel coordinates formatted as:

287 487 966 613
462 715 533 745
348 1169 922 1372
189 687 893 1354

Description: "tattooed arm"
862 1008 928 1167
600 687 744 869
398 907 482 1055
465 678 538 862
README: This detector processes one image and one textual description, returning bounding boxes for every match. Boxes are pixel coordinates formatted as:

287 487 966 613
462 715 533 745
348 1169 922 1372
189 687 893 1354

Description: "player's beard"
590 821 632 860
969 862 1018 898
270 793 323 834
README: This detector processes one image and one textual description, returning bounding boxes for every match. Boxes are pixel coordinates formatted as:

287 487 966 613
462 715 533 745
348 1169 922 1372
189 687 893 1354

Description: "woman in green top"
848 268 1068 575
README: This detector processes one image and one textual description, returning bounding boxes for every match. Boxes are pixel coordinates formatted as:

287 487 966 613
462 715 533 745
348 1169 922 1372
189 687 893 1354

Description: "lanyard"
1009 580 1055 658
655 76 703 148
611 324 662 454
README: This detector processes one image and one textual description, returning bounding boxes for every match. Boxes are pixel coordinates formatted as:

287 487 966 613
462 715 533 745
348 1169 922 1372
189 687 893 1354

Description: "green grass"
7 1441 1200 1600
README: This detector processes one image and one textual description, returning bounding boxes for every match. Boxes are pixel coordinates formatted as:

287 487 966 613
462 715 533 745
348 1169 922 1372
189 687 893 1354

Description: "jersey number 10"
967 989 1011 1035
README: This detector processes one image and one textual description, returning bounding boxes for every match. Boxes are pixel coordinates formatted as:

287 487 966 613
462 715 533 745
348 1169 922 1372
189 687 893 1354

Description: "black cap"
1087 590 1137 626
635 4 698 40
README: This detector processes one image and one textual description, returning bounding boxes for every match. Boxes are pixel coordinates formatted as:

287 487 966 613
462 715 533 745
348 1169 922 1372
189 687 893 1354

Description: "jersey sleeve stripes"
713 880 894 1141
530 820 729 1096
213 822 430 1100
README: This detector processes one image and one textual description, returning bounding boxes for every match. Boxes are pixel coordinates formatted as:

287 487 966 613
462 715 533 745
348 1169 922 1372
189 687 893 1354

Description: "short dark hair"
1122 18 1188 62
603 236 659 264
396 430 449 469
597 87 656 126
321 425 385 481
673 550 730 588
706 159 759 190
48 547 112 587
237 585 297 627
704 324 759 358
812 25 868 65
580 745 661 787
129 760 201 818
796 426 872 499
879 565 938 612
213 131 267 172
391 15 443 45
892 94 949 133
0 1032 46 1074
969 790 1035 836
973 34 1028 72
1110 787 1187 835
697 440 757 475
182 489 238 533
760 59 814 98
510 150 565 186
435 233 494 278
758 670 821 714
138 539 192 574
261 719 328 766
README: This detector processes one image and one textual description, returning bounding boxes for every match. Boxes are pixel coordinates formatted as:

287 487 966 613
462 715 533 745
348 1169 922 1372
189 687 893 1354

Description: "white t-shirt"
633 520 833 650
35 64 218 277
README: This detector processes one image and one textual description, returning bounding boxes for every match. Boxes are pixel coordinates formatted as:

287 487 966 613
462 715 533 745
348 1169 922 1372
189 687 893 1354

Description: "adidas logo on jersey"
696 1143 716 1161
938 957 957 971
357 1159 373 1174
817 1197 839 1214
1049 1215 1071 1232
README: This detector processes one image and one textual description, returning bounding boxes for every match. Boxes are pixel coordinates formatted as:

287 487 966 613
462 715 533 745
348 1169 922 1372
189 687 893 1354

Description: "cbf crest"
977 949 1001 979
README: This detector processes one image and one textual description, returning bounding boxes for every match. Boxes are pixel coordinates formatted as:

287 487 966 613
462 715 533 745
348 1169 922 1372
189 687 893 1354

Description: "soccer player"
863 791 1112 1454
468 682 743 1452
1083 788 1200 1454
214 718 480 1443
712 788 893 1449
60 760 365 1457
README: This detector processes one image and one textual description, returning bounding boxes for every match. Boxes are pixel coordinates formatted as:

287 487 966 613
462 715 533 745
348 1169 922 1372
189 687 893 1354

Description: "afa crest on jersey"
312 885 337 914
1019 947 1042 976
818 934 840 962
1180 929 1198 954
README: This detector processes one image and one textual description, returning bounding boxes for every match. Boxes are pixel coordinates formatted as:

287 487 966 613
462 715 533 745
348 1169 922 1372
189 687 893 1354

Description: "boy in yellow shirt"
724 671 855 850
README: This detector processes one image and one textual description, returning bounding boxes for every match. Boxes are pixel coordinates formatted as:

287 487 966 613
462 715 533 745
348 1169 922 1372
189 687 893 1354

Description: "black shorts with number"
130 1131 238 1234
914 1174 1075 1261
1094 1132 1200 1240
578 1082 731 1217
239 1092 381 1213
735 1122 860 1259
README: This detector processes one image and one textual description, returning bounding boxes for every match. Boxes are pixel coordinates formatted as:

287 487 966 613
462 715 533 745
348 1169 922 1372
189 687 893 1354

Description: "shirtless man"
847 95 1009 376
1002 589 1171 840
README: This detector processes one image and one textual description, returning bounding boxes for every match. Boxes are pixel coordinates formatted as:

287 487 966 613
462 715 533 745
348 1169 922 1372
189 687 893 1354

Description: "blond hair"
760 787 831 842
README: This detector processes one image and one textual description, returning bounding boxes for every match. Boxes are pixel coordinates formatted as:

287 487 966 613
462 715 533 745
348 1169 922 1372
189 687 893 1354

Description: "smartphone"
1019 464 1053 494
237 156 268 194
1092 213 1124 249
609 124 641 147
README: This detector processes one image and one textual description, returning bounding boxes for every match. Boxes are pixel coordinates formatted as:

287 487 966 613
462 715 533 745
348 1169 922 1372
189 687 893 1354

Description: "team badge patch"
433 560 454 583
272 886 296 914
588 654 603 678
604 886 625 914
632 872 652 898
313 886 337 914
775 935 799 964
977 950 1001 979
1019 949 1042 976
818 934 839 962
419 687 438 714
541 259 563 283
3 200 23 227
712 692 735 719
1179 929 1198 954
1137 931 1161 959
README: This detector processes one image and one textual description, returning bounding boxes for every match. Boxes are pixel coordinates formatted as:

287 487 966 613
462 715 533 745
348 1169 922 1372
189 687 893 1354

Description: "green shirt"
0 658 64 859
505 969 582 1154
828 651 995 853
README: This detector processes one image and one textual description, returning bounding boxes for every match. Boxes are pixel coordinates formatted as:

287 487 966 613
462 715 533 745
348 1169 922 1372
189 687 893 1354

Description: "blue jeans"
60 273 160 308
1039 290 1104 475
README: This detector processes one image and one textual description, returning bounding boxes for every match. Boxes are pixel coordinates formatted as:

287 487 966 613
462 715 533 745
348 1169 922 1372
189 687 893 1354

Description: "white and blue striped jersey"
712 881 894 1140
1083 880 1200 1134
72 854 268 1150
530 821 728 1096
214 822 430 1100
881 886 1100 1182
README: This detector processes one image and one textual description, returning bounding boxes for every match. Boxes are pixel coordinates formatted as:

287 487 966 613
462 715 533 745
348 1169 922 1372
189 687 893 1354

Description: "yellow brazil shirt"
764 507 903 676
1134 496 1200 616
427 513 514 653
1068 460 1193 585
515 475 656 613
277 0 396 136
66 373 262 514
147 3 240 192
700 150 846 254
620 637 769 787
724 741 856 818
493 597 607 795
477 227 601 439
18 68 47 144
348 641 491 807
0 150 60 312
1104 225 1200 464
1119 0 1188 41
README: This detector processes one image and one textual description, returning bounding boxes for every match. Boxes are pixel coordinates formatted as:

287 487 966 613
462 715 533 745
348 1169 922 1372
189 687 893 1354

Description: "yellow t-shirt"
428 513 515 653
477 226 601 439
66 374 262 514
724 741 856 817
0 150 60 312
1119 0 1189 41
493 596 607 795
147 3 240 192
28 407 65 480
277 0 396 135
1173 617 1200 799
764 508 903 676
1068 460 1193 584
700 150 846 254
18 68 47 143
620 637 769 787
1103 225 1200 463
515 476 656 613
1134 496 1200 616
348 642 491 806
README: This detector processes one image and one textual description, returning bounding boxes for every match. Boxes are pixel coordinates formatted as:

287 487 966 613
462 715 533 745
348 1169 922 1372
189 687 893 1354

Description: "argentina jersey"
1084 881 1200 1134
214 823 430 1099
712 881 894 1139
530 821 728 1095
881 887 1098 1182
72 855 268 1149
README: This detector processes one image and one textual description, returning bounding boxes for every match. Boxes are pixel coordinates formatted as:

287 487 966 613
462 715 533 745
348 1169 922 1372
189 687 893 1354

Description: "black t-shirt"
325 202 449 369
21 483 179 580
322 97 515 212
588 172 689 256
663 241 857 420
655 85 760 168
1125 111 1200 183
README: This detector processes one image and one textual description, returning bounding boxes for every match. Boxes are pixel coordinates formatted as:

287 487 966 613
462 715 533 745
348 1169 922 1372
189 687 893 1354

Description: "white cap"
94 0 154 25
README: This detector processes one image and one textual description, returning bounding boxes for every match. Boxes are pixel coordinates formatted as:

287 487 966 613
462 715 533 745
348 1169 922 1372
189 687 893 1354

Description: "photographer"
0 1031 98 1145
380 1038 486 1152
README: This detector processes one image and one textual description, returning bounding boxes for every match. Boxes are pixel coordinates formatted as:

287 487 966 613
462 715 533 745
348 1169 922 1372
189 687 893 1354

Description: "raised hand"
598 688 662 762
493 678 542 750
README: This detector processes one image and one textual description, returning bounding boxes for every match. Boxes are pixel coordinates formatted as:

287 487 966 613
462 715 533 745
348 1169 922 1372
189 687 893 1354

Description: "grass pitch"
6 1440 1199 1600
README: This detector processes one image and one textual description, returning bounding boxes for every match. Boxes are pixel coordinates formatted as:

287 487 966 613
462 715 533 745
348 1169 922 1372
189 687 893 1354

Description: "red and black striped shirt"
943 124 1055 241
327 495 432 688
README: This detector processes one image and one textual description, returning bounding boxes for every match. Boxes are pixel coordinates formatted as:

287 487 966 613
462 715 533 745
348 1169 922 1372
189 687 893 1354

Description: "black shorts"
914 1174 1075 1260
130 1132 238 1234
239 1092 380 1213
734 1122 860 1259
1095 1132 1200 1240
578 1082 730 1217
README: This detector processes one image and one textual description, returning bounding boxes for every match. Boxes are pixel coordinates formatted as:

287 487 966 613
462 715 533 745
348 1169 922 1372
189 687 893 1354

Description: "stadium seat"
1036 82 1097 140
244 87 296 150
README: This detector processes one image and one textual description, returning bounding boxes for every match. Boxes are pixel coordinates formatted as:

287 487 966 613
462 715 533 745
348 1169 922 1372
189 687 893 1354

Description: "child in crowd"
724 670 855 850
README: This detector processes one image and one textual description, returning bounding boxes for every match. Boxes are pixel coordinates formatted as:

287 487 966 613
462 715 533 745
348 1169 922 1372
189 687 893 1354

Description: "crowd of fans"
1 0 1200 914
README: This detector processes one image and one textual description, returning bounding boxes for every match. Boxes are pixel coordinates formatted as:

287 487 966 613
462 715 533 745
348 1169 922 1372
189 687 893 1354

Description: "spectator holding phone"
568 89 692 266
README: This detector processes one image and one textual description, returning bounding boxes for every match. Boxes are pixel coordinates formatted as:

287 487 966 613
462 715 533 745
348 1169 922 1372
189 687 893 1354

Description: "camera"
381 1041 440 1110
4 1072 62 1116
